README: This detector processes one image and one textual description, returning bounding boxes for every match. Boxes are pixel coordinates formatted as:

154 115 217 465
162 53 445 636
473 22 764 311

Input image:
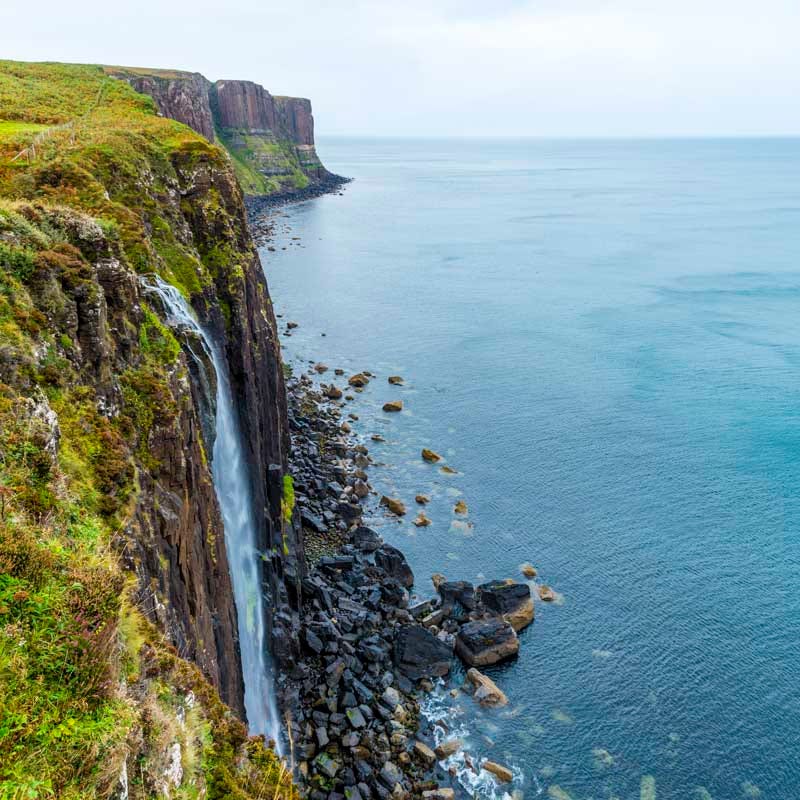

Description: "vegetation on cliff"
0 61 294 799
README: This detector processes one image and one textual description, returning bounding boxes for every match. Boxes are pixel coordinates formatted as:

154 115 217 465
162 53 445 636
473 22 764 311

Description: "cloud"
1 0 798 135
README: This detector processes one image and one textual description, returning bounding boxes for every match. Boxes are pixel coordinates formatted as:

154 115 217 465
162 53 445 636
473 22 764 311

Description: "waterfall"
141 275 282 749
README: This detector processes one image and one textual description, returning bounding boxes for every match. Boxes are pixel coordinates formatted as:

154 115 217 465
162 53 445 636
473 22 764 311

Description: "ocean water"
260 138 800 800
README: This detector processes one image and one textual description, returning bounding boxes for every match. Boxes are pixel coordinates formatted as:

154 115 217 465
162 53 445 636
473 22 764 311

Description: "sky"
2 0 799 137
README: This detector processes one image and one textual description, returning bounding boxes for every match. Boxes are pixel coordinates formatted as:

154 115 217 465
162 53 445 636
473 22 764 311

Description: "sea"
260 137 800 800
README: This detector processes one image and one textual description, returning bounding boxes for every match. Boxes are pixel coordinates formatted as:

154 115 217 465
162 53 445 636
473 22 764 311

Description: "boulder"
539 585 556 602
455 618 519 667
415 494 430 505
314 363 329 373
412 741 437 767
437 580 476 612
325 385 343 400
421 448 442 463
520 563 538 578
388 375 404 385
434 739 462 760
439 465 457 474
352 526 382 552
375 545 414 587
394 625 453 680
334 368 344 376
454 500 468 515
353 479 370 499
348 373 370 387
287 321 299 329
478 580 534 632
383 400 403 412
413 513 431 527
380 496 406 517
466 668 508 706
483 761 513 783
371 434 385 442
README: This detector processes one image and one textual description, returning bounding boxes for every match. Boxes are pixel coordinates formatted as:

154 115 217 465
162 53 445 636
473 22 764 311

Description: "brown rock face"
110 70 216 141
212 81 315 145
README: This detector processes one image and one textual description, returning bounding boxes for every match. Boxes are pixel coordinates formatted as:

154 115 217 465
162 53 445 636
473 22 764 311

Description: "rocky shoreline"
274 363 539 799
247 174 352 243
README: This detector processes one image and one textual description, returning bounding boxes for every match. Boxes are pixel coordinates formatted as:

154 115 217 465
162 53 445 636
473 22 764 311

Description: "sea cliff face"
108 67 335 195
0 60 299 797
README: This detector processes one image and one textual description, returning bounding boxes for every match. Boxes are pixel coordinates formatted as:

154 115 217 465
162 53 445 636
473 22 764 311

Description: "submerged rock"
388 375 404 385
413 512 432 527
383 400 403 412
415 494 431 504
421 448 442 463
439 465 457 475
454 500 468 515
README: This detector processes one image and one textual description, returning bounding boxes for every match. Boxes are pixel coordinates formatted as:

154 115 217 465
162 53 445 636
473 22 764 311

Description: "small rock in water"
483 761 513 783
539 585 556 602
413 512 432 527
454 500 468 515
314 363 329 373
325 385 343 400
388 375 404 385
383 400 403 412
416 494 431 504
341 422 351 433
421 448 442 463
348 373 370 387
380 496 407 516
287 321 299 329
439 465 457 474
466 667 508 706
371 434 385 442
413 741 437 767
520 562 538 578
334 368 345 376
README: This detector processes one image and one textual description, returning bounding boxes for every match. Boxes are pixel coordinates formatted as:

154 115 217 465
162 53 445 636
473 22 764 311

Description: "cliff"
107 67 337 196
0 60 300 797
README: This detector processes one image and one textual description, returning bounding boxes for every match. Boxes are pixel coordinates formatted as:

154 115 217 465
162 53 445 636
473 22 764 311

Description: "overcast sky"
2 0 799 137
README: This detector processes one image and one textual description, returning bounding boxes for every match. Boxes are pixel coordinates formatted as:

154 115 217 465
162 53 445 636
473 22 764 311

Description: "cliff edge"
107 66 342 197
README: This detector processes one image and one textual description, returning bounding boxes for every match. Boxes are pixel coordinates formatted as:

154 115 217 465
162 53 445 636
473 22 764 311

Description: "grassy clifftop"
0 61 294 799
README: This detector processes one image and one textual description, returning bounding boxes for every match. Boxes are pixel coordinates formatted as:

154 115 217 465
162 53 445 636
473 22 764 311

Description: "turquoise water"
262 138 800 799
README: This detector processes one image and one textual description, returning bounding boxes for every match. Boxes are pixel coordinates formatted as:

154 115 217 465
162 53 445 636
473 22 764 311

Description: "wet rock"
539 585 556 602
466 668 508 706
287 321 299 329
371 434 386 442
379 496 407 517
483 761 513 783
382 400 403 412
423 790 454 800
353 479 370 499
439 466 457 475
375 545 414 587
434 739 462 760
478 580 534 632
455 618 519 667
453 500 468 515
421 448 441 463
520 563 538 578
437 581 475 612
348 373 370 387
314 363 329 373
387 376 404 385
413 513 431 527
326 385 343 400
335 368 345 376
394 625 453 680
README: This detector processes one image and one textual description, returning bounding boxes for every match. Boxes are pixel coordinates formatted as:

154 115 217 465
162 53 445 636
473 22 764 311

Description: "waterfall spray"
141 276 282 750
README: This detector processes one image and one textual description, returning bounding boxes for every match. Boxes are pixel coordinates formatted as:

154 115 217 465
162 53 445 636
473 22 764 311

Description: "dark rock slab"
394 625 453 680
455 617 519 667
